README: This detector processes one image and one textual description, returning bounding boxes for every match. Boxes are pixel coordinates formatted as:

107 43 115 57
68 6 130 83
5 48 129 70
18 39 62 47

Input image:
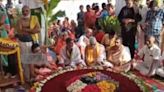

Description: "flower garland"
121 72 149 92
0 38 19 49
31 66 148 92
0 38 24 84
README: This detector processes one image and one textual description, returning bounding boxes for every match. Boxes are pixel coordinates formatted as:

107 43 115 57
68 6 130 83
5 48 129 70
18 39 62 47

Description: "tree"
44 0 65 45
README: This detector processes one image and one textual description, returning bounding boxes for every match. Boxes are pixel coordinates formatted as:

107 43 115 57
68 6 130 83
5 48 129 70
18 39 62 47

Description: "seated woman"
106 37 131 73
30 43 58 81
51 31 69 55
85 37 106 66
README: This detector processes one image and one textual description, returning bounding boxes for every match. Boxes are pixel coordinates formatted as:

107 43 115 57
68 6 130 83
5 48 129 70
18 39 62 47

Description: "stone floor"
0 74 29 92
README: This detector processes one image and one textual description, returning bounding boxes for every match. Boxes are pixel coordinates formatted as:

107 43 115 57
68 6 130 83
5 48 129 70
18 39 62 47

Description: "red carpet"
41 69 142 92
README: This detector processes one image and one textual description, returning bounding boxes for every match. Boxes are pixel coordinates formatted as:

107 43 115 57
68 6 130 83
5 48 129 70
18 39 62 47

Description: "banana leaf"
48 10 65 24
99 16 121 34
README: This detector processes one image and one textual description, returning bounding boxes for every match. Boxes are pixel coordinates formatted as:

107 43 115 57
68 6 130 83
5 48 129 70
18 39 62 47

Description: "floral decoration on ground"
66 72 119 92
30 66 148 92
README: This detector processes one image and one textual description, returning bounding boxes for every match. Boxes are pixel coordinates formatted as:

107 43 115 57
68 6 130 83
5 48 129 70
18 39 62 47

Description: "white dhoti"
134 61 160 76
19 42 32 81
156 67 164 77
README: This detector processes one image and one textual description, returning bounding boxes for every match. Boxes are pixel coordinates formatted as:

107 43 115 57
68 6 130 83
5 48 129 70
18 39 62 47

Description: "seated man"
59 38 86 67
106 37 131 72
133 36 161 77
85 37 106 66
77 28 93 59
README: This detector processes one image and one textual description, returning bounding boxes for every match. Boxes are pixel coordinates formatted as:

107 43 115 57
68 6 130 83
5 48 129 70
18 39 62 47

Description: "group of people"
44 0 164 80
0 0 164 83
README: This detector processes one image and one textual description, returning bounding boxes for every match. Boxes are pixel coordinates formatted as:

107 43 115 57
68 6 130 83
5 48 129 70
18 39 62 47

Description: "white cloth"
121 46 131 63
156 67 164 77
15 3 23 14
60 44 86 67
96 43 107 64
134 45 161 76
39 13 46 45
138 45 161 68
103 46 131 70
20 0 44 9
19 42 32 81
156 52 164 77
114 0 126 16
77 35 89 59
77 35 89 49
160 52 164 60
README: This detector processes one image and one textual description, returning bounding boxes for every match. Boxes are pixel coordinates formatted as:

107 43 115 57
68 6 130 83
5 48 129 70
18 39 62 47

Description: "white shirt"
60 44 85 66
77 35 89 49
138 44 161 68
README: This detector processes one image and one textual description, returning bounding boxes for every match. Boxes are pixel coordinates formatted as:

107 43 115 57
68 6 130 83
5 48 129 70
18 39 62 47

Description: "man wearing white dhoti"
60 38 86 67
133 36 161 76
20 0 46 45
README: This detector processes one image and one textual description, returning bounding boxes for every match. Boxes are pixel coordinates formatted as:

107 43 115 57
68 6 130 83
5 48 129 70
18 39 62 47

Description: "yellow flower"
96 81 116 92
87 72 97 77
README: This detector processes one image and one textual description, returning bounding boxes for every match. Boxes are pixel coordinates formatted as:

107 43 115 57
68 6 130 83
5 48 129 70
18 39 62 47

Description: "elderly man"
17 5 40 81
60 38 86 67
17 5 40 44
77 28 93 59
133 36 161 76
85 37 106 66
106 37 131 72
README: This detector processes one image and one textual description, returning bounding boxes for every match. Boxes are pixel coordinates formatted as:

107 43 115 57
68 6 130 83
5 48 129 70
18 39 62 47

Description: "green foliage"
46 0 60 17
48 10 65 24
99 16 121 34
45 0 65 45
46 0 65 23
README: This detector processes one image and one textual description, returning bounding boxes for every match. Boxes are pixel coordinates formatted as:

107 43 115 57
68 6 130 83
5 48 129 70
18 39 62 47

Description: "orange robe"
85 44 100 66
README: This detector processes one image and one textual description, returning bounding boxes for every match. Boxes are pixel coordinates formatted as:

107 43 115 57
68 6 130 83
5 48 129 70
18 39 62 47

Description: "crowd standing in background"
0 0 164 83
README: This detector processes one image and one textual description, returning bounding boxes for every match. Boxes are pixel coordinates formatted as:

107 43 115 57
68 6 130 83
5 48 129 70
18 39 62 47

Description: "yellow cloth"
85 44 100 66
101 34 116 49
30 16 39 42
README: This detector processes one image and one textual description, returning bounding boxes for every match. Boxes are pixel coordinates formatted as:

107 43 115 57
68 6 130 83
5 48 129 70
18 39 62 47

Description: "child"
30 43 57 81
